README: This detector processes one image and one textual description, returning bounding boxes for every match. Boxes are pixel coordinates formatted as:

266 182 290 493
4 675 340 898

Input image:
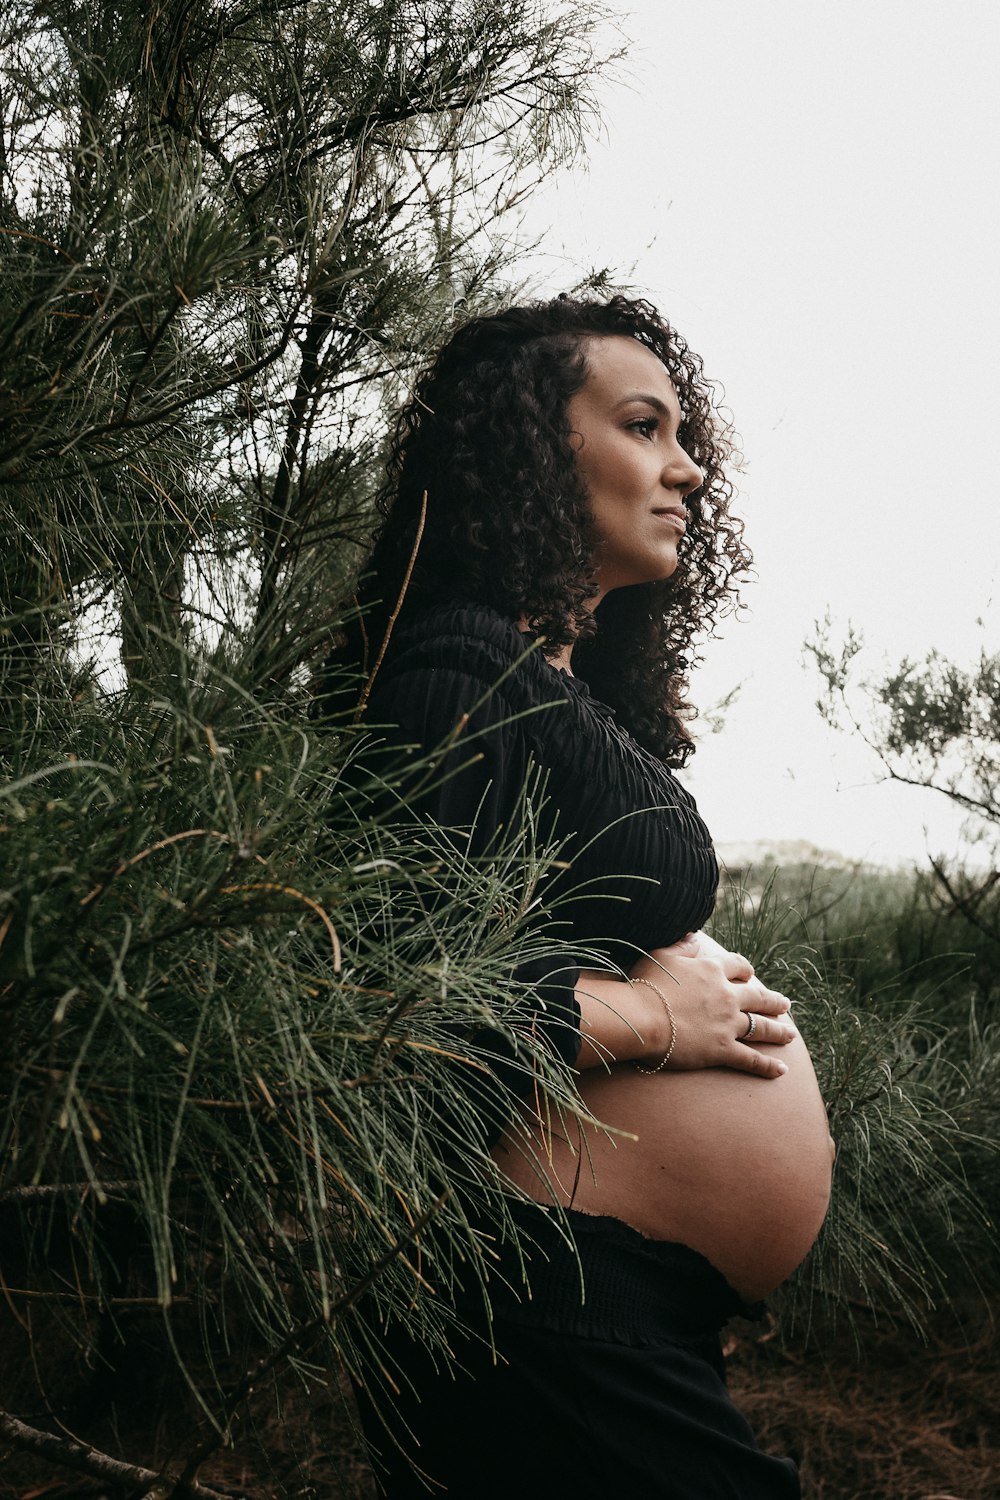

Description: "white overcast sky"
523 0 1000 866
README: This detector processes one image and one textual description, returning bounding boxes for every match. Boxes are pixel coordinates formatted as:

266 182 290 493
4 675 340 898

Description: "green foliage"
745 860 1000 1009
0 658 586 1421
1 0 612 684
809 617 1000 784
0 0 614 1479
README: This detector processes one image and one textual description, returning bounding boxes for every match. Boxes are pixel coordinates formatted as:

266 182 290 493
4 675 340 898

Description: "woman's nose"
664 445 704 497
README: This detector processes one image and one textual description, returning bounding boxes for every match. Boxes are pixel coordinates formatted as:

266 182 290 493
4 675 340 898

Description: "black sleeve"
364 655 582 1091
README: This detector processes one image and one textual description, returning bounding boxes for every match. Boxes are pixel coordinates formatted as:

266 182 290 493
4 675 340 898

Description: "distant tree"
808 617 1000 940
0 1 614 1490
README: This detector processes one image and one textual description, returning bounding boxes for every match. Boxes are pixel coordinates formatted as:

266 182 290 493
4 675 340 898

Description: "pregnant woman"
339 295 834 1497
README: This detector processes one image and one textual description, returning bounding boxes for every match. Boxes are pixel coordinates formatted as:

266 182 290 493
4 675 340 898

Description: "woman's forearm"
575 969 668 1070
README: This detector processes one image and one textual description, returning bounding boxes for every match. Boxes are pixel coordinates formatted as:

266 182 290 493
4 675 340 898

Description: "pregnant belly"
491 1033 834 1303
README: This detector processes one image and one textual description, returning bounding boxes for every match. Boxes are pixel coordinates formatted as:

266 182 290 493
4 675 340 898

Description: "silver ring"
742 1012 757 1041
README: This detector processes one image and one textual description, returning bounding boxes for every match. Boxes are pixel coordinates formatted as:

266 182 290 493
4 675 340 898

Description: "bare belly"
491 1033 834 1303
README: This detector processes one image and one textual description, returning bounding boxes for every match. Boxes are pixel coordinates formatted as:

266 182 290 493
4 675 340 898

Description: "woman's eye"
628 418 658 439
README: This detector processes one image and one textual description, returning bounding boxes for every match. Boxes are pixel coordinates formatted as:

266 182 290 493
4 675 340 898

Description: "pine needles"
0 655 588 1436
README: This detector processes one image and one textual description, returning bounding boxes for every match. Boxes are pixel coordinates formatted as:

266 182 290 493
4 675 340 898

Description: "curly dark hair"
341 294 750 766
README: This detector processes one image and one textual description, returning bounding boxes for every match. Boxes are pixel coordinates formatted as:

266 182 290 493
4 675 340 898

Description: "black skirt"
354 1203 801 1499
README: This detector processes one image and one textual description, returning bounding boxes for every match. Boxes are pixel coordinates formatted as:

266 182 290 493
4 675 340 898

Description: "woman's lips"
653 507 687 532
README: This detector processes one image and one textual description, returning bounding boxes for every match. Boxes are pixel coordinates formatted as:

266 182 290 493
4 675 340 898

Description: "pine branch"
16 303 303 460
0 1409 234 1500
0 1178 143 1203
255 309 332 632
165 1190 447 1490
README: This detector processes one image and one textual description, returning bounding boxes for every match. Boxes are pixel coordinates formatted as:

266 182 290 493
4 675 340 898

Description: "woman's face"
566 335 704 600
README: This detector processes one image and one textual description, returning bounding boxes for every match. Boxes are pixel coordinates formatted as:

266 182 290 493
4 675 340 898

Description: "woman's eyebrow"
614 392 678 419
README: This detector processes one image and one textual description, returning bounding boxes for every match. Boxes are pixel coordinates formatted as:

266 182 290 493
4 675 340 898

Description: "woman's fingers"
727 1009 798 1079
738 1012 797 1047
725 1042 790 1080
721 949 755 983
740 979 791 1017
684 930 756 981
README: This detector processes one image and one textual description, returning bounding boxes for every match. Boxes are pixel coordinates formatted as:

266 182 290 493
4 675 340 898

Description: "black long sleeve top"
363 602 719 1126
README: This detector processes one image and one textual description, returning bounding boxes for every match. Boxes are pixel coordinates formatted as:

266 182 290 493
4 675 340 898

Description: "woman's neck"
515 617 575 676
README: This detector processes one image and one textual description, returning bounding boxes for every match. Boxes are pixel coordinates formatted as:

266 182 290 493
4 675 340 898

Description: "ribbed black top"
364 603 719 1091
488 1203 759 1337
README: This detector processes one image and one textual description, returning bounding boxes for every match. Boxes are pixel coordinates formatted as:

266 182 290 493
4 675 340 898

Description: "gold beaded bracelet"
630 976 678 1075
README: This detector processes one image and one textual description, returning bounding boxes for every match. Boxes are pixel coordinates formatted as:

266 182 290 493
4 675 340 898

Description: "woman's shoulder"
363 600 578 763
377 601 551 699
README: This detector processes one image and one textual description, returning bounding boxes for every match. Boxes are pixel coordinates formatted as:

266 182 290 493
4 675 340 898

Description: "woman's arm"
575 933 796 1080
364 636 792 1085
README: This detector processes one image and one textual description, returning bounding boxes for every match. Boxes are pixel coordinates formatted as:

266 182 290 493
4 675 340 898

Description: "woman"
339 295 834 1497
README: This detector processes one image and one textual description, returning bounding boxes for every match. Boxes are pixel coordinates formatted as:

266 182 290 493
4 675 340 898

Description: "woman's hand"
628 932 796 1079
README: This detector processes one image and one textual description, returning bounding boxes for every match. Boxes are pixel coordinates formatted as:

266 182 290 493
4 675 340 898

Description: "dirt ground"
727 1306 1000 1500
1 1305 997 1498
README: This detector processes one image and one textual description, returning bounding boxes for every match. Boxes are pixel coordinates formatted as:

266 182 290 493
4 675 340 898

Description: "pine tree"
0 1 612 1489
